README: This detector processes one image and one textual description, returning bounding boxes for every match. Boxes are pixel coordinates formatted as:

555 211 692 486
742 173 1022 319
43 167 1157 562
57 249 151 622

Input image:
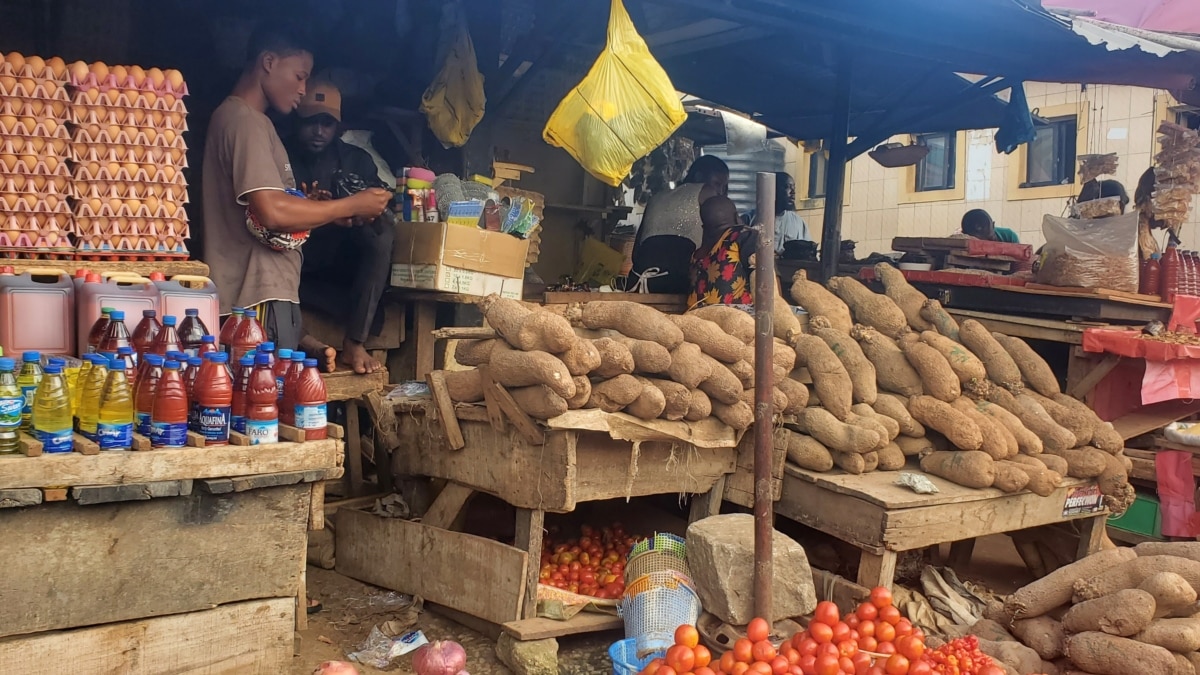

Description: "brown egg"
124 198 140 214
49 175 65 191
106 123 121 140
44 194 59 210
87 197 102 214
150 110 164 126
162 128 176 144
129 65 145 86
141 91 157 108
69 60 88 82
17 77 34 95
162 165 177 181
18 116 34 133
166 111 183 128
24 55 44 77
147 67 164 87
0 115 14 133
0 154 15 171
18 154 36 171
11 174 26 191
26 99 43 116
123 162 138 177
103 89 120 106
110 64 128 84
2 194 17 209
0 75 15 93
5 52 25 72
163 201 178 217
42 156 58 172
107 197 122 213
46 56 66 78
41 118 58 135
84 87 100 103
20 194 36 210
48 100 65 117
168 147 183 163
91 61 109 79
165 69 184 89
130 108 146 124
145 194 160 213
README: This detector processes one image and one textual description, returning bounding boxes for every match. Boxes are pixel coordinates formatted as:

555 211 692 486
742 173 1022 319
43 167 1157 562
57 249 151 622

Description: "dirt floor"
292 532 1032 673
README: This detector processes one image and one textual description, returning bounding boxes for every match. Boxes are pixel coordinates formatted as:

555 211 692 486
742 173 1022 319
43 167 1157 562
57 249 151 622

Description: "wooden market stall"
0 432 342 670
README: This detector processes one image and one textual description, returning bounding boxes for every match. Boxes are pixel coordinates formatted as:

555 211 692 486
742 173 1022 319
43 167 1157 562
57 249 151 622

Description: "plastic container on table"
275 348 292 401
98 309 132 355
150 359 187 448
0 357 22 453
96 355 133 451
280 351 305 425
116 346 136 381
231 353 255 434
76 274 159 356
85 303 112 355
184 356 202 402
231 309 265 362
1162 245 1182 303
219 307 245 354
608 638 666 675
131 309 161 356
0 267 74 356
178 308 209 357
152 274 219 341
149 315 183 356
293 358 328 440
76 354 108 440
244 351 278 445
17 351 42 431
192 352 233 445
197 334 218 358
134 353 164 436
32 363 72 453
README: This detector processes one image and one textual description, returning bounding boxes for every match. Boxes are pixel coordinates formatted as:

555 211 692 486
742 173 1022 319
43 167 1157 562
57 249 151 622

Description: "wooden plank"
945 309 1085 345
515 508 545 620
1000 283 1172 308
327 422 345 440
0 598 292 672
1067 354 1121 399
310 482 325 530
73 432 99 455
542 291 688 308
689 475 727 524
427 371 466 450
129 432 152 451
812 568 870 614
0 488 40 508
1076 514 1106 558
343 402 365 497
857 550 898 589
573 433 737 503
278 423 306 443
336 508 528 625
17 432 41 457
0 439 341 490
296 558 308 631
230 430 252 446
422 482 476 529
503 612 624 640
41 487 66 501
2 258 209 278
1124 451 1158 481
71 479 193 505
0 483 310 637
415 300 438 380
1111 399 1200 440
947 539 976 569
432 326 498 340
1022 282 1164 304
323 369 388 403
487 379 544 445
478 365 506 433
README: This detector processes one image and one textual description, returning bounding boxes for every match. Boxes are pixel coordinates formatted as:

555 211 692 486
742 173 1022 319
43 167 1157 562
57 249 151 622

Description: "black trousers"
300 219 395 343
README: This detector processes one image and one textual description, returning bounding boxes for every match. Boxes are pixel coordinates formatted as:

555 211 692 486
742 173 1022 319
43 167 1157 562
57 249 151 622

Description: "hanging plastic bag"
420 4 485 148
543 0 687 187
1035 212 1139 292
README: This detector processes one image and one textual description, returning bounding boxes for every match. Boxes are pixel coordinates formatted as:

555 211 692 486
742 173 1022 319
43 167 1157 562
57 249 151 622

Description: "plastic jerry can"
0 267 74 356
152 274 219 339
76 273 160 356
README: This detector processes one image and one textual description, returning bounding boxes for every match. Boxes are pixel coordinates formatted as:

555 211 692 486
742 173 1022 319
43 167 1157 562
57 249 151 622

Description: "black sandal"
307 599 323 614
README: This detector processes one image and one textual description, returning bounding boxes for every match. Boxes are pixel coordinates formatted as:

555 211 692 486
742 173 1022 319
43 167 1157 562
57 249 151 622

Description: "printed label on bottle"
79 426 98 441
232 415 246 434
276 376 285 400
198 405 231 443
136 411 152 436
97 422 133 450
245 418 278 445
150 420 188 447
0 395 23 429
294 403 328 429
37 428 73 453
21 385 36 418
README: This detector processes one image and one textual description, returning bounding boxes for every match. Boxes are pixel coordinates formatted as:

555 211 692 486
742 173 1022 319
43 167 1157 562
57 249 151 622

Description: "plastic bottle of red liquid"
131 309 161 357
150 359 188 448
193 352 233 444
293 358 328 440
134 353 164 436
275 348 292 402
178 308 209 357
244 351 278 445
1141 253 1162 297
98 310 132 359
280 350 306 425
231 309 266 362
231 353 255 434
219 307 245 355
1162 245 1182 303
86 305 113 354
198 334 218 358
184 355 202 429
150 315 183 356
257 341 277 369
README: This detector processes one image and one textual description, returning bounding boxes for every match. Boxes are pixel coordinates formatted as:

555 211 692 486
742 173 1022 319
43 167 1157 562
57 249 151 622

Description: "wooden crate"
723 430 785 508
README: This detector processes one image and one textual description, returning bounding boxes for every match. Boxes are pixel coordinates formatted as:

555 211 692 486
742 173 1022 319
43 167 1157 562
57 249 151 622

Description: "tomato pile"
539 523 639 599
636 587 1007 675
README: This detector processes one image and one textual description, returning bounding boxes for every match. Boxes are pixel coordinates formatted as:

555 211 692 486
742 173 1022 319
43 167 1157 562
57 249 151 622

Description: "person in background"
630 155 729 293
286 81 393 374
202 23 390 363
688 196 758 307
745 172 811 254
961 208 1020 244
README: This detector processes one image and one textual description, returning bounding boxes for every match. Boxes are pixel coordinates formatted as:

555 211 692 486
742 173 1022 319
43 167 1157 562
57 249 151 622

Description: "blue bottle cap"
108 357 124 370
162 315 177 326
142 309 157 317
255 352 271 366
304 358 319 368
43 364 62 374
244 309 257 318
232 307 244 314
258 342 275 353
278 349 293 360
22 351 40 362
167 351 186 361
145 354 165 366
164 360 180 369
188 357 203 367
291 351 306 361
202 335 216 344
48 357 65 366
208 352 230 364
118 346 133 355
0 357 14 371
185 309 199 316
110 310 125 321
100 352 116 360
239 354 255 366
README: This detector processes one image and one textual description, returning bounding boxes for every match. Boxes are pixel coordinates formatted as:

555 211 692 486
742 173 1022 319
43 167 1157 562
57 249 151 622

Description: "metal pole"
819 52 853 282
753 171 776 625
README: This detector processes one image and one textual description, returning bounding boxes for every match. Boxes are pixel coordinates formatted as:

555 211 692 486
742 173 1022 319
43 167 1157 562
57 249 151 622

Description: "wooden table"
0 435 342 672
774 462 1107 589
4 258 210 277
337 403 738 641
914 282 1171 324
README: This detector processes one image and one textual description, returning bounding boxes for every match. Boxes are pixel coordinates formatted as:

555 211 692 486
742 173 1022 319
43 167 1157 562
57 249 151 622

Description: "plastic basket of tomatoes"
611 638 667 675
620 581 703 657
539 523 639 603
633 625 716 675
626 549 691 582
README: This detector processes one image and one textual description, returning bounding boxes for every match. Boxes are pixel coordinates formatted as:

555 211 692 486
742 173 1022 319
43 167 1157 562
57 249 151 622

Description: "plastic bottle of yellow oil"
77 354 108 441
17 351 42 431
97 355 133 451
0 357 22 453
32 362 72 453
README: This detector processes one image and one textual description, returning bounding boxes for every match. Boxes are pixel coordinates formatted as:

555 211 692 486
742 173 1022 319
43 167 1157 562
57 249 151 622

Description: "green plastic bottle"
97 355 133 451
0 357 22 453
77 354 108 441
32 362 72 453
17 351 42 432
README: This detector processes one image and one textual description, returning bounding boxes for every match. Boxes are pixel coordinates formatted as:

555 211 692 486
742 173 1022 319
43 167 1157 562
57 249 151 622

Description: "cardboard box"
390 221 528 298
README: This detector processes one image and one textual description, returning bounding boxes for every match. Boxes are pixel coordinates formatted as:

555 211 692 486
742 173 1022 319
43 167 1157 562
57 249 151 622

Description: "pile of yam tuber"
967 543 1200 675
440 263 1132 511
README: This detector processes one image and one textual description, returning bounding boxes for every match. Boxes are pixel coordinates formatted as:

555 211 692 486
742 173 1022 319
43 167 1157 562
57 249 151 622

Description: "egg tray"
0 174 74 196
75 198 189 220
0 247 76 260
74 217 190 238
0 79 69 101
0 155 72 176
0 59 67 80
0 230 73 250
0 196 72 215
1 135 71 157
75 235 188 256
74 180 187 203
0 97 70 119
71 106 188 133
71 88 188 112
0 214 73 234
0 116 71 139
72 125 187 149
72 162 187 185
68 72 188 97
72 144 188 168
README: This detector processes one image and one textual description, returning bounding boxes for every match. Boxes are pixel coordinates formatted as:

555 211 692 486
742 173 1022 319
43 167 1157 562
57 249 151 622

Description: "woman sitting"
688 196 758 308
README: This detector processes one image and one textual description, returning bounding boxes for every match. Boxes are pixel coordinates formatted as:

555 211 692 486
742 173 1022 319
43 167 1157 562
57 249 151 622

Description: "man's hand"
345 187 391 220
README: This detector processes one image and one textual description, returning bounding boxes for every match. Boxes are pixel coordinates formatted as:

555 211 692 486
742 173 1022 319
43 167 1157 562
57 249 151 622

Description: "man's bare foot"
299 335 338 373
339 338 382 374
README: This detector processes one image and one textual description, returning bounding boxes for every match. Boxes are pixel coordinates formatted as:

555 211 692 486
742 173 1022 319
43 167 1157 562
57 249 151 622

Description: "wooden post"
514 508 545 620
753 171 776 625
819 51 853 283
342 402 364 497
414 301 437 380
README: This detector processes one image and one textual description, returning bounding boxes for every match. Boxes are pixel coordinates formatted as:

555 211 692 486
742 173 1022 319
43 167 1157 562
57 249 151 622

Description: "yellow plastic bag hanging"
420 7 486 148
543 0 687 187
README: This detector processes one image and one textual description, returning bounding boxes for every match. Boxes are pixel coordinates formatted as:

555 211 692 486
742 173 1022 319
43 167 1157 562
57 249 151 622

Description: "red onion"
412 640 467 675
312 661 359 675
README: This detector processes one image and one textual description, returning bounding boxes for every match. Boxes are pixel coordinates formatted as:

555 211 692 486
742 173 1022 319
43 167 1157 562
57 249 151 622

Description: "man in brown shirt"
202 23 390 356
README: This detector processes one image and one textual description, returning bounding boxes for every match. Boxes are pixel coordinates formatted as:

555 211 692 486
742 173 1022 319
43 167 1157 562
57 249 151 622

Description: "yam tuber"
873 393 925 437
991 460 1031 493
771 280 804 344
777 377 810 414
921 299 961 341
1000 460 1062 496
684 389 712 422
698 354 744 405
1074 556 1200 603
1090 420 1125 454
443 369 484 403
993 332 1061 397
952 397 1014 459
784 431 835 472
1042 446 1109 479
611 336 672 374
831 449 867 474
586 375 642 412
976 638 1043 675
624 378 668 419
919 450 996 489
875 262 935 332
711 399 754 430
1003 547 1137 619
895 435 934 456
579 301 684 349
921 330 989 385
793 334 854 420
1036 453 1069 475
844 411 891 451
987 387 1076 452
900 336 962 402
853 325 924 397
1136 618 1200 652
908 395 983 451
666 342 712 388
973 398 1044 456
728 359 754 388
566 376 592 409
1011 615 1067 659
876 441 906 470
508 385 569 419
1061 588 1157 636
790 269 852 334
668 314 746 363
801 407 882 454
956 320 1024 392
559 338 602 376
643 378 691 420
453 339 496 367
852 403 900 440
1136 542 1200 563
479 294 532 346
1026 391 1094 447
489 345 576 399
689 305 755 345
591 338 636 379
827 276 909 338
514 311 577 353
862 451 880 472
1139 572 1199 618
810 316 878 404
1064 632 1176 675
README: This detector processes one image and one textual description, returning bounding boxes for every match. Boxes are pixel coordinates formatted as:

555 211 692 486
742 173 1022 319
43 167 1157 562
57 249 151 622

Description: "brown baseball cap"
297 81 341 121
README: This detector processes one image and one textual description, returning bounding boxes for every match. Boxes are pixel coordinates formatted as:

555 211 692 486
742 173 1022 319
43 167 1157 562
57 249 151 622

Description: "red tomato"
851 652 872 674
640 657 664 675
694 644 713 668
657 666 678 675
666 645 695 673
869 587 893 609
782 647 801 665
893 619 913 638
695 668 717 675
748 617 771 643
675 625 700 649
734 638 755 663
858 620 876 639
799 654 817 675
752 640 778 663
875 642 896 656
814 601 841 627
844 615 860 630
866 668 886 675
720 651 737 673
895 635 924 661
856 602 879 622
907 662 932 675
979 667 1005 675
731 664 751 675
797 637 819 657
831 622 851 644
809 622 834 645
837 640 857 659
857 636 877 652
875 623 896 644
878 606 901 626
813 654 840 675
818 642 840 660
883 654 908 675
838 655 855 673
751 662 773 674
771 656 791 675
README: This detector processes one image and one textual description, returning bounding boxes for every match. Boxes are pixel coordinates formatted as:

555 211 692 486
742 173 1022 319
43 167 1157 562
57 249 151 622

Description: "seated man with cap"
286 80 394 374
